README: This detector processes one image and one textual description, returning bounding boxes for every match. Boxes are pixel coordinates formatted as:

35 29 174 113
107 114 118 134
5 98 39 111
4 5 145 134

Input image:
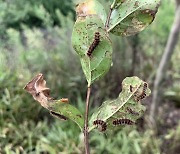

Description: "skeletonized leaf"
108 0 160 36
88 76 151 132
72 15 112 86
24 74 84 130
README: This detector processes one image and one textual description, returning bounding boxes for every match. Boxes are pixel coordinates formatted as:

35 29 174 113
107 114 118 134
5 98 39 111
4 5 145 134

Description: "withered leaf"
24 73 84 130
24 73 53 109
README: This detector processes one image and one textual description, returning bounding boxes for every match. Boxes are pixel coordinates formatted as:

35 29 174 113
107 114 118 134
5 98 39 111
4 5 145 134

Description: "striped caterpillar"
135 82 148 101
112 118 134 126
126 107 139 116
50 111 68 121
87 32 100 57
131 82 148 101
93 120 107 132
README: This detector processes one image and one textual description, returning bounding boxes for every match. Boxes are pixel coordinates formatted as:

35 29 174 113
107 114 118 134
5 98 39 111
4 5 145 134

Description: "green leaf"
108 0 160 36
88 76 151 132
72 15 112 86
49 100 84 131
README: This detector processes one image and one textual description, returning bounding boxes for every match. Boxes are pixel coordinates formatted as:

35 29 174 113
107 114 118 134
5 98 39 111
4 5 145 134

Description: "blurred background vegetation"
0 0 180 153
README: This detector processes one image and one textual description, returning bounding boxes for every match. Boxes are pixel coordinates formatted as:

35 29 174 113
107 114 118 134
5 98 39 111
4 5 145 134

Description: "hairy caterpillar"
112 118 134 126
135 82 148 101
93 120 107 132
50 111 68 121
87 32 100 57
126 107 139 116
130 85 133 92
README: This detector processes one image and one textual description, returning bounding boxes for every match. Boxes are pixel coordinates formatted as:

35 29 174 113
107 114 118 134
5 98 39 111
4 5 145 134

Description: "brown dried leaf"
24 73 53 109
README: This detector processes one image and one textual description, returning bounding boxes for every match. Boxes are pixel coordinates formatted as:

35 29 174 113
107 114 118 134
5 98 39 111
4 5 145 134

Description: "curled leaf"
24 74 84 130
24 73 53 109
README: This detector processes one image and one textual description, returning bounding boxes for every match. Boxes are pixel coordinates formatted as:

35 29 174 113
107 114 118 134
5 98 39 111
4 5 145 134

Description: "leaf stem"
105 7 113 29
84 86 91 154
105 0 117 29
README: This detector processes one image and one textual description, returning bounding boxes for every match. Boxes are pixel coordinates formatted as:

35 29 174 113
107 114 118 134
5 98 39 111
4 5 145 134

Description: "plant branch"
84 86 91 154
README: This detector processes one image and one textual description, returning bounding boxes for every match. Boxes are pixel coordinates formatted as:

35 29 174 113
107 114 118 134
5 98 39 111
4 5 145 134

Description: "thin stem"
105 0 117 30
84 86 91 154
105 7 113 29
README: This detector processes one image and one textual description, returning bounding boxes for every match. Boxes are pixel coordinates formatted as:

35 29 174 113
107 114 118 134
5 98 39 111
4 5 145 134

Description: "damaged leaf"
108 0 160 36
72 15 112 86
72 0 112 86
88 76 151 132
24 74 84 130
76 0 107 24
24 73 53 109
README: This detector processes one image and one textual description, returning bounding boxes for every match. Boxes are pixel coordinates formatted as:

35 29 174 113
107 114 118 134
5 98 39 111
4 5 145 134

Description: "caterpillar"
93 120 107 132
87 32 100 57
135 82 148 101
126 107 139 116
50 111 68 121
130 85 133 92
112 118 134 126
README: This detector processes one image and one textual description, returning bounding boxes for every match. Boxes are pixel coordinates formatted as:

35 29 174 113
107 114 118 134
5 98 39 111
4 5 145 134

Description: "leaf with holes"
24 74 84 130
72 15 112 86
88 76 151 132
108 0 160 36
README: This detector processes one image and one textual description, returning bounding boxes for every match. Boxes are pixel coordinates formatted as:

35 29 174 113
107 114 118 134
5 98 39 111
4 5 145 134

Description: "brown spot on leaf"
76 0 96 18
60 98 69 103
141 9 157 17
76 114 82 118
135 1 139 7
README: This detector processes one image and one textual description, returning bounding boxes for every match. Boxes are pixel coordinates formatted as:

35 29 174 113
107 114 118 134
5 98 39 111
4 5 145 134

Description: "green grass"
0 0 180 153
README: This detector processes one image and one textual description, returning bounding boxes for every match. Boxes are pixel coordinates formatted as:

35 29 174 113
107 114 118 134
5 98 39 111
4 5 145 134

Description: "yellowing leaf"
76 0 107 24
